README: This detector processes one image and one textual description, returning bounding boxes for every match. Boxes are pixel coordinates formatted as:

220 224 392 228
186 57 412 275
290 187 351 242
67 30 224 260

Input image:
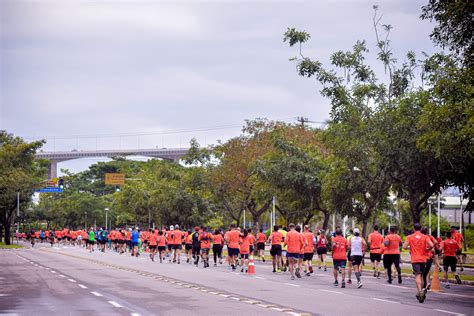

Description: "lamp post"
437 194 441 238
85 211 87 230
105 208 109 231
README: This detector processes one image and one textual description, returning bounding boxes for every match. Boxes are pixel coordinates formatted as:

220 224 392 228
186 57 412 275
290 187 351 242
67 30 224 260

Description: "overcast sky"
1 0 438 173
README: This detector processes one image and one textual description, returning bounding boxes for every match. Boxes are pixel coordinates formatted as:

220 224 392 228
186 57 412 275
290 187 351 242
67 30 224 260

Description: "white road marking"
257 304 270 308
78 284 87 289
319 289 343 295
0 294 11 297
286 312 301 316
59 274 65 278
382 284 409 289
284 283 300 287
131 313 141 316
219 294 230 298
108 301 123 308
67 279 76 283
372 298 399 304
271 307 284 312
50 270 56 273
91 291 103 297
254 276 265 280
434 309 465 316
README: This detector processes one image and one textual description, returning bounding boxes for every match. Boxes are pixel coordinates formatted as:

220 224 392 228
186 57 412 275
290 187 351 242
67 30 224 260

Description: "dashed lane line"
319 289 344 295
108 301 124 308
381 284 409 290
78 284 88 289
91 291 103 297
284 283 300 287
372 298 399 304
67 278 77 283
434 309 465 316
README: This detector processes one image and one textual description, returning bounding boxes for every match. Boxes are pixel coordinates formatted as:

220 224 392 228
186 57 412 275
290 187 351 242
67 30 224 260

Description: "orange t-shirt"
226 230 240 248
148 233 158 246
332 235 347 260
257 232 266 243
441 238 460 257
199 232 212 249
303 232 314 253
384 234 402 255
406 231 430 263
55 231 62 238
452 231 464 245
240 235 251 254
213 234 223 245
285 230 304 253
157 235 166 247
45 231 50 238
185 233 192 244
269 231 283 245
248 234 255 245
368 232 384 254
173 230 183 244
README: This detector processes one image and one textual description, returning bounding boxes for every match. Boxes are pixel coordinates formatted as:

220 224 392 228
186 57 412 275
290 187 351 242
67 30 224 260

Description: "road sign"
45 180 58 187
105 173 125 185
37 188 63 193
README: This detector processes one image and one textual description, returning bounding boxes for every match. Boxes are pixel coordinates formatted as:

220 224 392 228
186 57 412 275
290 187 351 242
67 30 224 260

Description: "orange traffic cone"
431 263 442 292
248 255 256 275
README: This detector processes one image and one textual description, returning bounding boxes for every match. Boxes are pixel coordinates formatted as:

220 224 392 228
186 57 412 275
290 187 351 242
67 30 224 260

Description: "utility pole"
296 116 309 127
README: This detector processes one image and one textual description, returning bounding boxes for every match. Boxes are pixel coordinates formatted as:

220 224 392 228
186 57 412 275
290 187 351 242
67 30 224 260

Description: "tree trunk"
362 220 368 240
322 211 330 231
410 200 422 225
0 224 3 243
3 219 11 245
303 213 314 226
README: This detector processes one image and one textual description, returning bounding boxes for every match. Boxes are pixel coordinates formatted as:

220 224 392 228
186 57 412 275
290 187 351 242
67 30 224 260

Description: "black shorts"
168 245 173 251
250 246 254 253
149 245 157 251
172 244 182 250
347 250 351 261
443 256 457 272
257 242 265 250
158 246 166 252
412 262 426 275
455 249 462 256
213 244 222 254
118 239 125 244
88 240 95 245
241 253 249 259
383 254 401 269
185 244 193 250
333 259 347 269
201 248 210 255
370 253 382 262
351 255 363 266
303 253 314 261
192 247 201 256
317 247 327 255
67 237 71 241
435 248 440 255
270 245 282 256
228 247 240 257
100 240 106 245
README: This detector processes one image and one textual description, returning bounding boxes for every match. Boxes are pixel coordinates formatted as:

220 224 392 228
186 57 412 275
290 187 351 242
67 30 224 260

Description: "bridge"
36 148 189 179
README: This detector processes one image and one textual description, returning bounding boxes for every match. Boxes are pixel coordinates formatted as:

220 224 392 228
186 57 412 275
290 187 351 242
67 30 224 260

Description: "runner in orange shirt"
450 226 464 272
239 229 252 272
284 223 305 280
403 223 434 303
157 230 167 263
440 231 462 287
198 226 212 268
225 224 241 271
212 229 224 266
172 225 184 264
295 225 306 278
148 229 158 262
368 225 384 278
332 227 348 288
303 225 315 276
256 229 266 262
184 230 193 263
268 226 283 272
383 226 403 284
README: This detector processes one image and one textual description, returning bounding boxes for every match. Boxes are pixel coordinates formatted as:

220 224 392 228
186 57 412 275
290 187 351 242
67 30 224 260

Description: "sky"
1 0 439 173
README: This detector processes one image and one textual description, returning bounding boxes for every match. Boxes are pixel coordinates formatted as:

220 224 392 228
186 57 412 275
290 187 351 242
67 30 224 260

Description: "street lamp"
85 211 87 230
105 208 109 231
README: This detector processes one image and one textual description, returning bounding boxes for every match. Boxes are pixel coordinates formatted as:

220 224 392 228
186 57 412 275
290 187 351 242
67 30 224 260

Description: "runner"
239 229 251 272
225 224 240 271
199 226 212 268
284 223 305 280
440 231 462 288
172 225 183 264
403 223 434 303
295 225 306 277
303 225 315 276
148 229 158 262
348 228 366 288
316 230 328 271
99 227 108 252
451 226 464 272
346 228 354 284
268 225 283 273
87 227 95 253
368 225 384 279
256 229 266 262
131 227 140 257
279 226 288 272
332 227 348 288
157 230 167 263
212 229 224 266
185 230 193 263
422 227 437 290
167 226 175 262
383 226 403 284
192 226 201 266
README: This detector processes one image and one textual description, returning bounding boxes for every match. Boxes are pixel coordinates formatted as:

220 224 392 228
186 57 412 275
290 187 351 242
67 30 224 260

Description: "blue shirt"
131 231 139 243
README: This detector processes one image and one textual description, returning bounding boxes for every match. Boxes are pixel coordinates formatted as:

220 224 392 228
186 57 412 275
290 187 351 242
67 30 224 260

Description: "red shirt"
303 232 314 253
332 235 347 260
441 238 460 257
157 235 166 247
317 235 328 248
452 231 464 245
213 234 223 245
269 231 283 245
285 230 304 253
406 231 430 263
148 233 158 246
384 234 402 255
368 231 384 254
240 235 251 254
225 230 240 248
199 232 212 249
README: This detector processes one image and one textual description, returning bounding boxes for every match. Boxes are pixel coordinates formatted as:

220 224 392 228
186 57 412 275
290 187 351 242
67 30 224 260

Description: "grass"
0 242 23 249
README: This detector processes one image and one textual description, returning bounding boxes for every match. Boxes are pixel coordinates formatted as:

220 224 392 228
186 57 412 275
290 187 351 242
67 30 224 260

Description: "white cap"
354 228 360 234
170 225 174 231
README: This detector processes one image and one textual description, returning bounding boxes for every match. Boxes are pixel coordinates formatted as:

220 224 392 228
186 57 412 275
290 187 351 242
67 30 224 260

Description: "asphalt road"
2 243 473 316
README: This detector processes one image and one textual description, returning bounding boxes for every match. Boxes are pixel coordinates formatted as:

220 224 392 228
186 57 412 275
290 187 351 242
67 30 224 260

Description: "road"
1 243 473 316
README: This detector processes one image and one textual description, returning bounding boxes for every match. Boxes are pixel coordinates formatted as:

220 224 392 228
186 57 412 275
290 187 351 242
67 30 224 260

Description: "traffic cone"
431 263 442 292
248 255 256 275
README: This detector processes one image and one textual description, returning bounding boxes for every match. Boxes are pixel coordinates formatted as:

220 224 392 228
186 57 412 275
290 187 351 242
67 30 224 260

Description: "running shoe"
357 281 363 288
291 275 295 280
273 269 276 273
445 283 451 289
455 275 462 285
333 280 339 287
276 268 281 273
347 279 352 284
305 272 311 277
341 281 346 288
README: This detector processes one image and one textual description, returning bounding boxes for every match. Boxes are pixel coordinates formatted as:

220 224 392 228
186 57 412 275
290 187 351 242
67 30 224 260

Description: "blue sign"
37 188 63 193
